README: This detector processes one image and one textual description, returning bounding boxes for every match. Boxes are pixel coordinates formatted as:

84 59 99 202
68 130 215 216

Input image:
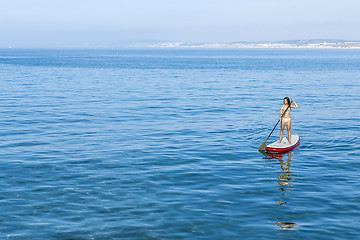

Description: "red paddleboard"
265 135 300 153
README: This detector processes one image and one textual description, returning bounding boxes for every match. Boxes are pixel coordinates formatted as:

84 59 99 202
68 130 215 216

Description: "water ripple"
1 49 360 239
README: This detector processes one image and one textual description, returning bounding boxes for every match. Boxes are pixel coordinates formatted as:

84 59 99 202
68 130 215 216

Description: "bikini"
282 107 291 123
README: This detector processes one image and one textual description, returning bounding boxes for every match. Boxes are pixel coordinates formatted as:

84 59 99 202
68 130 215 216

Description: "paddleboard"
265 135 300 153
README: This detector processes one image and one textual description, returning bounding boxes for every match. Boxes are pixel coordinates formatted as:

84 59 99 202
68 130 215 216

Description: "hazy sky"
1 0 359 48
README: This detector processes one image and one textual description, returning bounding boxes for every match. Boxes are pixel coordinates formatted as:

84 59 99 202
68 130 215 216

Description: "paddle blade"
258 140 267 151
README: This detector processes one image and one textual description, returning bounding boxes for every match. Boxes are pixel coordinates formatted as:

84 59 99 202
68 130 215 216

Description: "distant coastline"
3 39 360 49
134 39 360 49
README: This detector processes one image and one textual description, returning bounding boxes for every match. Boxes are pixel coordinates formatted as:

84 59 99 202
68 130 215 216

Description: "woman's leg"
278 119 285 143
286 120 292 144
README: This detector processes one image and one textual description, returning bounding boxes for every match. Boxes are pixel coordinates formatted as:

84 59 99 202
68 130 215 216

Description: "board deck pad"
266 135 300 152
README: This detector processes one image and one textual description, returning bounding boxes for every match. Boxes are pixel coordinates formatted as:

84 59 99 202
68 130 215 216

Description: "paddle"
258 101 292 151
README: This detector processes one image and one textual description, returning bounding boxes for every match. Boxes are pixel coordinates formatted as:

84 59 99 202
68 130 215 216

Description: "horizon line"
2 39 360 50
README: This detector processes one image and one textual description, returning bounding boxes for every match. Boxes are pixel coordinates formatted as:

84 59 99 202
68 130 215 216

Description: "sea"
0 48 359 240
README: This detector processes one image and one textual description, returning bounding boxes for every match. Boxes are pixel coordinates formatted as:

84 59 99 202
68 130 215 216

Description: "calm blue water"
0 49 359 239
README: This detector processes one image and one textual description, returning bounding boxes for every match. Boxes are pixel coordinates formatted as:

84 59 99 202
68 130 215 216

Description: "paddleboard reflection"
264 151 297 230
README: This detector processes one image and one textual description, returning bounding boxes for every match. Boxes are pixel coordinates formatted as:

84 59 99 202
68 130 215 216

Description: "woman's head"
283 97 291 106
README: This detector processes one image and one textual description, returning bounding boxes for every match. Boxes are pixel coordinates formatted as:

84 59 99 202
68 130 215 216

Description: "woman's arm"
279 106 283 119
291 99 298 108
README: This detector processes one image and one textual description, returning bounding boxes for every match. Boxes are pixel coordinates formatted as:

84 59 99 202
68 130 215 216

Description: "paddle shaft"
264 101 292 142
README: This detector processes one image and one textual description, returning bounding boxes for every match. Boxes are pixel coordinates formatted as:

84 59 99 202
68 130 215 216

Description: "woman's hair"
284 97 291 107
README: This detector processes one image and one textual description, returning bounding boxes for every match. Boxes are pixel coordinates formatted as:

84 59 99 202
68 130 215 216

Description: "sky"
1 0 359 48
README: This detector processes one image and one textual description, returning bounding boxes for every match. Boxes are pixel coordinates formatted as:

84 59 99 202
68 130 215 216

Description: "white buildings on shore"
149 41 360 49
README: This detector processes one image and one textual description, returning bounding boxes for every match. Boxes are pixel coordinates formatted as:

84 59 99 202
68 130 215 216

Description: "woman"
278 97 298 144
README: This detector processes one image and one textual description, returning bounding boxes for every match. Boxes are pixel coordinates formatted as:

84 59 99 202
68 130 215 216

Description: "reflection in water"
273 221 297 230
262 151 297 230
276 152 293 199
